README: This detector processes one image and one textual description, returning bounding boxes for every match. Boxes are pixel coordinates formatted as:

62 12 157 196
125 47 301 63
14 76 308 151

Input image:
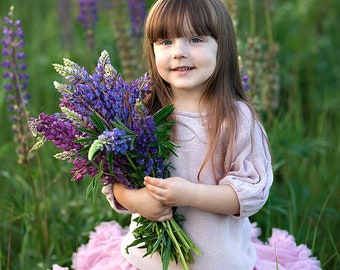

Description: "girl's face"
153 28 218 97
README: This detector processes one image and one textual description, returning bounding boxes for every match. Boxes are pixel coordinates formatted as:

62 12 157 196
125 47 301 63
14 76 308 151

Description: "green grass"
0 0 339 269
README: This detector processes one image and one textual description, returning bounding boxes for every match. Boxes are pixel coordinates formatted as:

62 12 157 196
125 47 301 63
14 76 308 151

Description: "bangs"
146 0 217 43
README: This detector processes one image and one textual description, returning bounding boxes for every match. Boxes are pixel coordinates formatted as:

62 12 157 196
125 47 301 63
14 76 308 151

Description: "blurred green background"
0 0 339 269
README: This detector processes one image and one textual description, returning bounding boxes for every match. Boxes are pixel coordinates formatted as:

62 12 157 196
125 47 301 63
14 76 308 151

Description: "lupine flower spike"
1 6 32 164
110 0 146 81
77 0 98 52
128 0 147 40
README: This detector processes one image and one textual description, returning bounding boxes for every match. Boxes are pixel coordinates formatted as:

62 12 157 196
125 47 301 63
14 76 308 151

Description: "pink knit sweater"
102 101 273 269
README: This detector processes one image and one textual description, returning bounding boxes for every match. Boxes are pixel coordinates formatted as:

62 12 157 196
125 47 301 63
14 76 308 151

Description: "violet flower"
128 0 147 39
98 129 133 155
33 113 83 152
1 6 31 164
111 0 146 81
77 0 98 52
77 0 98 31
242 72 250 91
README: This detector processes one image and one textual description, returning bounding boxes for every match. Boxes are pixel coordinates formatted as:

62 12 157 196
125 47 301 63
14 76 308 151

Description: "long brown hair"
143 0 259 178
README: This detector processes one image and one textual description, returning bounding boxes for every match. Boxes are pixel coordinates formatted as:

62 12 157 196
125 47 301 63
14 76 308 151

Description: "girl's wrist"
113 183 134 212
185 182 200 208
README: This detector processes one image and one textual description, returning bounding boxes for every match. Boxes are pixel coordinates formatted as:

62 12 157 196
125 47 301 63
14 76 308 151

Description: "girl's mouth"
171 66 194 71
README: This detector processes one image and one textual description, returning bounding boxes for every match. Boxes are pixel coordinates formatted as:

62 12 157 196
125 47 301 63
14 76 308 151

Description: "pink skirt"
53 221 321 270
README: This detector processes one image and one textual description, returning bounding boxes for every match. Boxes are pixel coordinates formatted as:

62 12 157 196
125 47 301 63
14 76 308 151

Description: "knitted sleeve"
101 184 131 214
219 102 273 217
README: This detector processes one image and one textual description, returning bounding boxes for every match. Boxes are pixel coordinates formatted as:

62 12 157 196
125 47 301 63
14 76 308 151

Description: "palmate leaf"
152 140 178 157
89 112 108 133
154 107 178 158
156 122 176 142
77 127 99 137
154 105 174 125
112 117 134 135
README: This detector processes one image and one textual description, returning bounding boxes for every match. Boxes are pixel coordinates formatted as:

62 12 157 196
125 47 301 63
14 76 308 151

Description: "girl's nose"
172 38 188 59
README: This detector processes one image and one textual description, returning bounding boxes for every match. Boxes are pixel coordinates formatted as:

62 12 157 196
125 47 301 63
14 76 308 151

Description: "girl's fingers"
144 176 165 190
143 180 163 200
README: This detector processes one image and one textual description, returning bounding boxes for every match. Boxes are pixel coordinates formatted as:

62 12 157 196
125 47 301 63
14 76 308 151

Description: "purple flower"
1 6 31 164
240 67 250 91
77 0 98 31
77 0 99 51
71 157 98 181
1 9 29 95
98 129 133 155
34 113 84 152
128 0 147 39
242 75 250 91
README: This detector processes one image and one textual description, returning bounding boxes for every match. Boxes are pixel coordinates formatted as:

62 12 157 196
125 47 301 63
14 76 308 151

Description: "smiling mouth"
171 66 194 71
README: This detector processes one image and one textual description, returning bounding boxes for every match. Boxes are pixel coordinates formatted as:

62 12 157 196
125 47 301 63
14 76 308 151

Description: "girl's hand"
144 176 241 216
144 176 195 207
113 183 173 222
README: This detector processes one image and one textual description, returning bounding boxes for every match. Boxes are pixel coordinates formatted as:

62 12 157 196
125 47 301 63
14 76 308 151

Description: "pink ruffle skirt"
53 221 321 270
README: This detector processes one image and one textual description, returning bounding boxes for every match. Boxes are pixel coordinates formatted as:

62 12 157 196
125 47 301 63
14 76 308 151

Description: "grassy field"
0 0 339 269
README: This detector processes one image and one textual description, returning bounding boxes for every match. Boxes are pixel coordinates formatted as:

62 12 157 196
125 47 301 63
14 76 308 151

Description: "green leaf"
78 127 100 136
107 152 113 175
88 139 104 161
89 112 107 132
154 105 174 125
85 174 101 202
112 117 134 135
75 137 97 143
77 145 90 155
162 236 172 270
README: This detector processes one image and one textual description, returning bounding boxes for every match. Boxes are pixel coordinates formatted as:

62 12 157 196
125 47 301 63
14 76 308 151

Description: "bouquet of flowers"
29 50 200 270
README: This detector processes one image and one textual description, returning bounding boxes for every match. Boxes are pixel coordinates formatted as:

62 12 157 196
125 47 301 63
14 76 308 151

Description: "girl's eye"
160 39 172 45
190 37 203 43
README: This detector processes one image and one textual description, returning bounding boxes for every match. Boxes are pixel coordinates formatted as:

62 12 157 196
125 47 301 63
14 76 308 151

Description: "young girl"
101 0 273 269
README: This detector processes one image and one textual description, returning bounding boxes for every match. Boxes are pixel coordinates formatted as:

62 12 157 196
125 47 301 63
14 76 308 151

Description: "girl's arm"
145 103 273 217
144 176 240 215
113 183 173 222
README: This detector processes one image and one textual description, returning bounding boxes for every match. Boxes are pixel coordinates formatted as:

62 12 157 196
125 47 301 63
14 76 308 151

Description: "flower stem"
170 218 201 256
165 219 189 270
125 154 144 188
